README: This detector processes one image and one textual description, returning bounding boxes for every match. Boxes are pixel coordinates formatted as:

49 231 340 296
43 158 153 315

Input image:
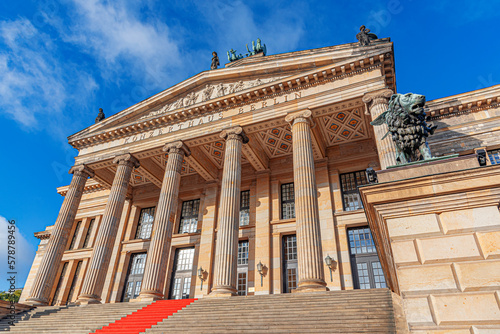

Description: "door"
237 240 249 296
348 227 387 289
282 234 298 293
169 247 195 299
122 252 147 302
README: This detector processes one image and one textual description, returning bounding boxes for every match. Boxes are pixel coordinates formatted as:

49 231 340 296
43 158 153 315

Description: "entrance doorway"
348 227 387 289
169 247 195 299
122 252 147 302
282 234 298 293
237 240 249 296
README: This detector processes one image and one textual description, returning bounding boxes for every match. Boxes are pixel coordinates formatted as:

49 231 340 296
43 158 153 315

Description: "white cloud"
0 17 98 132
0 216 36 292
56 0 185 90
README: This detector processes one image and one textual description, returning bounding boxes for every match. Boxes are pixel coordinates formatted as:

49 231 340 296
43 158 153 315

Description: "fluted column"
139 141 190 301
77 154 139 304
26 165 94 306
363 89 397 169
209 126 249 297
285 109 327 292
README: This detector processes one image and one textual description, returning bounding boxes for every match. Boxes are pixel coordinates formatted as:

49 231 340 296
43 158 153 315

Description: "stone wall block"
429 292 500 326
404 297 435 326
417 234 482 264
398 264 458 294
392 240 420 265
439 207 500 234
453 261 500 292
387 214 442 240
476 231 500 259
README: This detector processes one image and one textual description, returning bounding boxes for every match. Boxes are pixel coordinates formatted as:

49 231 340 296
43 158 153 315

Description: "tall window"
51 262 68 305
239 190 250 226
66 261 83 304
82 218 95 248
178 199 200 234
281 183 295 219
237 240 249 296
68 221 81 250
340 171 368 211
135 207 156 239
488 149 500 165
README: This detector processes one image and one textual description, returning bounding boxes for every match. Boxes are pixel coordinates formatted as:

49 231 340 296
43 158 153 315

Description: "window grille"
348 227 377 254
281 183 295 219
340 171 368 211
237 273 247 296
239 190 250 226
238 240 249 265
82 218 95 248
69 221 81 250
175 248 195 271
135 207 155 239
488 149 500 165
179 200 200 233
284 235 297 261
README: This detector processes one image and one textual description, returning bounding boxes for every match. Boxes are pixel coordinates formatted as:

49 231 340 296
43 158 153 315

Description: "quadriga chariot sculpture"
371 93 437 164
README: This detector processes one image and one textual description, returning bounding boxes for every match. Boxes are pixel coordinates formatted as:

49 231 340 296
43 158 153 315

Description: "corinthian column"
77 154 139 304
209 126 248 297
139 141 190 301
26 165 94 306
285 109 327 292
363 89 397 169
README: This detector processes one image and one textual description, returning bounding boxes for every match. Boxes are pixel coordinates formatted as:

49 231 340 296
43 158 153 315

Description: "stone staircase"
147 288 397 334
0 289 399 333
1 302 151 333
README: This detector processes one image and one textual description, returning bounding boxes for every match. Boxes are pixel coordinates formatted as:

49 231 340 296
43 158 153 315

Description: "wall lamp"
198 267 206 290
257 261 265 287
324 255 337 282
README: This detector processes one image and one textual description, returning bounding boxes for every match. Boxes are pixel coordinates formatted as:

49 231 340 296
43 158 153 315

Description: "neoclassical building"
20 37 500 332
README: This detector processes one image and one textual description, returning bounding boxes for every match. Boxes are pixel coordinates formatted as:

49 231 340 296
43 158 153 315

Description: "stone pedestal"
77 154 139 304
139 141 190 301
285 110 327 292
363 89 397 169
26 165 94 306
359 155 500 333
209 126 248 297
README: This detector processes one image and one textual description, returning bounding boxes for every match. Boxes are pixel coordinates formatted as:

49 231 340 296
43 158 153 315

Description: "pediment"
69 39 394 144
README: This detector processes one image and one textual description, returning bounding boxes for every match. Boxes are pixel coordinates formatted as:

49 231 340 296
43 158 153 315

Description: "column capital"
285 109 314 127
112 153 140 168
362 89 394 108
163 140 191 157
220 126 249 143
69 165 94 178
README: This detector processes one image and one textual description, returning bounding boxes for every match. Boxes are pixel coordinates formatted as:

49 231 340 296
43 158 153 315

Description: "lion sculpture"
370 93 437 164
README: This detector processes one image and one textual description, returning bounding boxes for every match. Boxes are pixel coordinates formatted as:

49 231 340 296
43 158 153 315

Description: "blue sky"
0 0 498 291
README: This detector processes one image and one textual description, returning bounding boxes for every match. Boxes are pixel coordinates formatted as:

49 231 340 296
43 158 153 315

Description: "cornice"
426 85 500 120
57 179 104 196
69 50 394 151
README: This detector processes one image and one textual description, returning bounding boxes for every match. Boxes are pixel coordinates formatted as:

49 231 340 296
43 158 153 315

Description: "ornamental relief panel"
141 76 285 120
256 126 293 158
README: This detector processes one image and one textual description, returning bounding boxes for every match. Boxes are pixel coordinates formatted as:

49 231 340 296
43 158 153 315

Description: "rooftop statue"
229 38 267 62
211 51 220 70
356 25 378 46
95 108 105 123
370 93 438 164
227 49 244 62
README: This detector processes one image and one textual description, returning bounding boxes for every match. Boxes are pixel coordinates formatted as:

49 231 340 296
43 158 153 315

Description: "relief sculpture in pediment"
202 84 215 101
183 92 198 106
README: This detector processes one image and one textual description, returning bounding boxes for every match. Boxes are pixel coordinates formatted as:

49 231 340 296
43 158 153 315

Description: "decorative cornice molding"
69 52 392 150
427 95 500 120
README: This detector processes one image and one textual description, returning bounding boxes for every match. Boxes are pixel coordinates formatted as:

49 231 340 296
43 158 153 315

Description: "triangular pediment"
69 39 393 144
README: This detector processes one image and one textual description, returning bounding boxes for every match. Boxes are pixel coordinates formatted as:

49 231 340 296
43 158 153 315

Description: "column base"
293 279 329 293
138 291 164 302
24 297 49 306
208 286 237 298
76 294 102 305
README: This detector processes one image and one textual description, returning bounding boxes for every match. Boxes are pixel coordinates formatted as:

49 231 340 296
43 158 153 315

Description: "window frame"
239 190 250 226
280 182 296 220
135 207 156 240
178 199 200 234
339 171 369 212
68 221 82 250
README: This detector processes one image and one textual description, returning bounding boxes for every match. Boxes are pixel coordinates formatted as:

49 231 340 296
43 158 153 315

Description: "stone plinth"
359 156 500 333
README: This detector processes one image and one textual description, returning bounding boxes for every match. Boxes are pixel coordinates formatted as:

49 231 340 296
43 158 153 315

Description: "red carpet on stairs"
92 299 197 334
